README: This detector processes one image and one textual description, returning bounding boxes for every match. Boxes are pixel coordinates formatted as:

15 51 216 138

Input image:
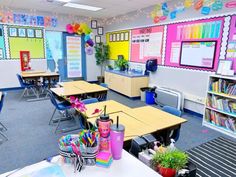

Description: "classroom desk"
58 80 91 87
124 106 187 130
50 87 85 97
88 112 156 141
21 71 59 101
0 150 161 177
81 100 131 118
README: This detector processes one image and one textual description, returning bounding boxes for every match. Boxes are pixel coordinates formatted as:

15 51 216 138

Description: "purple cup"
110 124 125 160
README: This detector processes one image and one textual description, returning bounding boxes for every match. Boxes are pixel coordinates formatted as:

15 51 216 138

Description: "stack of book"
207 95 236 114
209 79 236 95
205 110 236 132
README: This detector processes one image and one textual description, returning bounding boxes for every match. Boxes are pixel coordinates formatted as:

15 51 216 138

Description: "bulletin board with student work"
0 25 6 59
8 25 45 59
165 17 224 71
106 30 130 60
226 15 236 72
130 26 164 64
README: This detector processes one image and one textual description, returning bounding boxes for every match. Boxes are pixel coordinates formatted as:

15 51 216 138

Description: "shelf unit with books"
203 75 236 138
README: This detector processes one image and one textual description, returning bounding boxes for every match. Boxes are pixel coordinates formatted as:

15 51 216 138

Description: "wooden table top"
50 87 85 97
88 112 155 141
82 100 131 118
123 106 187 131
21 71 59 78
59 81 108 93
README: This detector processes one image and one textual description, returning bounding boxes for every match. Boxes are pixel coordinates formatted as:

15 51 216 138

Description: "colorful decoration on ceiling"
151 0 227 24
0 11 57 27
66 23 94 55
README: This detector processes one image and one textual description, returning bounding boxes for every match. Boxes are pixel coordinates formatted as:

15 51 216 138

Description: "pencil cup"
110 124 125 160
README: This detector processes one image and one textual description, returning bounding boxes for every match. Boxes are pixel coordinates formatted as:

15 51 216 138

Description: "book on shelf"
209 78 236 95
207 95 236 114
205 110 236 132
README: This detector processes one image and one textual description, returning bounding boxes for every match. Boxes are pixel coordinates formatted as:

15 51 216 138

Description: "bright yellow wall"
106 30 130 60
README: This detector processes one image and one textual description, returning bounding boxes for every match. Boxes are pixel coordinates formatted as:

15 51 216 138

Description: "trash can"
140 87 150 101
145 88 156 105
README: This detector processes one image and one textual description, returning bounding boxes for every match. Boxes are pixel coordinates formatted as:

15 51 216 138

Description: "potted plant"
114 56 128 71
95 42 109 84
152 149 188 177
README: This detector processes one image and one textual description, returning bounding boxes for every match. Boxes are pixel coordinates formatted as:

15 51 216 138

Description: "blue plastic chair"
16 74 36 99
0 92 8 140
162 106 182 142
80 98 99 128
100 83 108 88
47 90 72 133
97 83 108 101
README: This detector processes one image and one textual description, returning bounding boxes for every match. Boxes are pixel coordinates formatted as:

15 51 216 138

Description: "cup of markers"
79 130 100 166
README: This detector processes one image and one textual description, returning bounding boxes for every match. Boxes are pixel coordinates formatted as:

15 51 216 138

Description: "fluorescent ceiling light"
63 3 103 11
56 0 71 2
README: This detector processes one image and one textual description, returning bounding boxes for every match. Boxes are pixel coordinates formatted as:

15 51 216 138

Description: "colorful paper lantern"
85 46 94 55
73 23 80 33
87 39 94 47
84 34 91 42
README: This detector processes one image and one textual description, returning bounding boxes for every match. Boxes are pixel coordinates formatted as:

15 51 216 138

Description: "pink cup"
110 124 125 160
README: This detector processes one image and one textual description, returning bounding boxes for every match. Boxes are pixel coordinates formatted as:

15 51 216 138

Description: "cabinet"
105 71 149 98
203 75 236 138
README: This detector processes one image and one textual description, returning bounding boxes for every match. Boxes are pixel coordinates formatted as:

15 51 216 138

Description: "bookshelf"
203 75 236 138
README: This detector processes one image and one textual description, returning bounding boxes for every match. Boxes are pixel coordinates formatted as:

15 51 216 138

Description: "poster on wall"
226 15 236 72
130 26 164 64
66 36 82 78
0 25 6 59
165 17 224 71
20 51 31 71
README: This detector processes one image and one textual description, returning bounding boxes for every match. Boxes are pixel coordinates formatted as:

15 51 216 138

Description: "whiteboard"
180 41 216 68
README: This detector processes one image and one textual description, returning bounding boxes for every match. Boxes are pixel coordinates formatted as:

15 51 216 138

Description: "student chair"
16 74 37 99
47 90 72 133
80 98 99 128
97 83 108 101
162 106 182 142
0 92 8 141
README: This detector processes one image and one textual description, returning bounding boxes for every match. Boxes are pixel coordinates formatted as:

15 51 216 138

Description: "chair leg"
49 108 56 125
55 117 62 134
0 122 7 131
0 131 8 141
19 88 27 100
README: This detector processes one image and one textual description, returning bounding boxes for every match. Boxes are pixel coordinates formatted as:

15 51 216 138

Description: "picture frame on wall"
27 29 35 38
91 20 97 29
124 32 129 41
120 32 124 41
18 28 26 37
109 34 113 42
116 33 120 41
35 29 43 38
113 33 116 42
97 27 104 35
9 27 17 37
95 35 101 44
216 60 233 75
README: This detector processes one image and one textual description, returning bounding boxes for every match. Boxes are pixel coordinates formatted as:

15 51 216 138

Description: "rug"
186 137 236 177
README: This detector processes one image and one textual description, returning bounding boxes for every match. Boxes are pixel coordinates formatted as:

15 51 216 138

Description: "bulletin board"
0 25 6 59
130 26 164 64
8 25 45 59
165 17 224 71
106 30 130 60
226 15 236 72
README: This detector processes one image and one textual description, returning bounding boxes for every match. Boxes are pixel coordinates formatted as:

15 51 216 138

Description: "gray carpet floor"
0 90 235 174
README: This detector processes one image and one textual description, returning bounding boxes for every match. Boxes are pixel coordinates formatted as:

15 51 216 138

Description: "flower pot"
97 76 104 84
158 166 176 177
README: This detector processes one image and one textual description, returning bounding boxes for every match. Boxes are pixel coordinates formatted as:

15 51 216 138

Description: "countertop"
105 69 148 78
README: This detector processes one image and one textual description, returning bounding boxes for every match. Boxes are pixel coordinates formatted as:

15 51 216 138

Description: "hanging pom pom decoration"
65 22 95 55
170 11 177 19
212 0 223 11
184 0 193 8
153 16 160 24
225 1 236 8
201 6 211 15
194 0 204 10
66 24 74 34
